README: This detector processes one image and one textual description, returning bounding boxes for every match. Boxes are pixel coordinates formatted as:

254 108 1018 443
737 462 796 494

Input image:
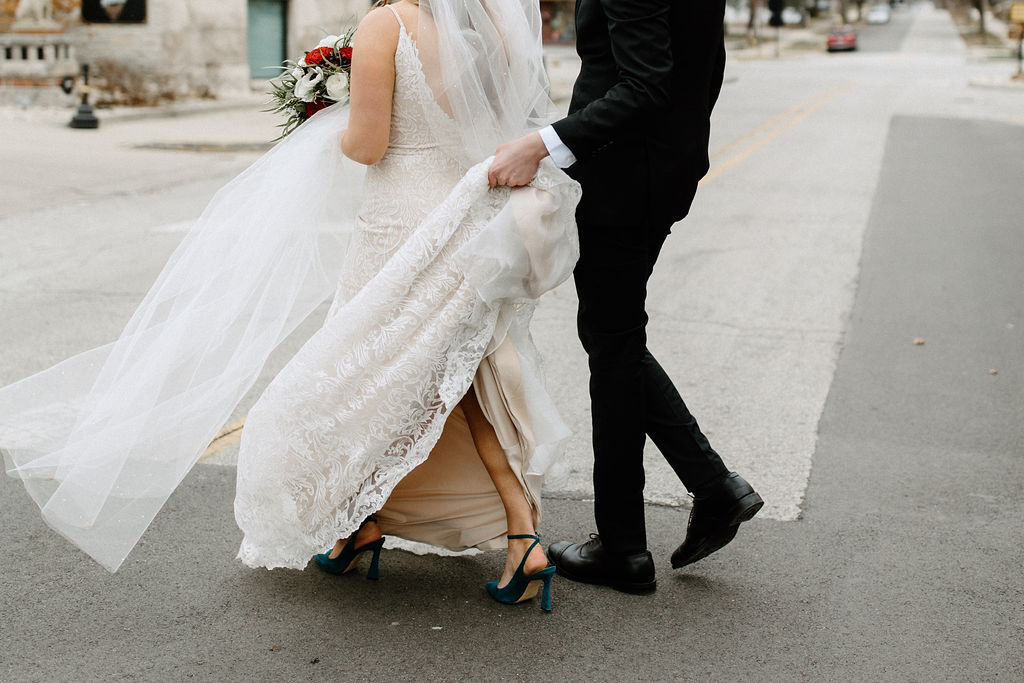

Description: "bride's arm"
341 7 399 165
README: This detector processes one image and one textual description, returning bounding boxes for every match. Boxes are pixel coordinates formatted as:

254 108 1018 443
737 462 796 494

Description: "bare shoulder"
353 6 400 50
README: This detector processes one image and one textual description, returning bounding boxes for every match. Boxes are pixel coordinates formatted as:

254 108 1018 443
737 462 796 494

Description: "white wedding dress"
234 8 578 569
0 1 577 574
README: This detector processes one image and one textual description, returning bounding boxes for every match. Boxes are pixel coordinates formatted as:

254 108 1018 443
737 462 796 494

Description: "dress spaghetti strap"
385 4 407 33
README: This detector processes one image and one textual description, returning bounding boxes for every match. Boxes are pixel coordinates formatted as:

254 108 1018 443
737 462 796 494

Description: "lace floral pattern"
234 28 511 569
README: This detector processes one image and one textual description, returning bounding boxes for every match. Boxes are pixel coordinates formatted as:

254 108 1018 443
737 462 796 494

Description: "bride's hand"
488 132 548 187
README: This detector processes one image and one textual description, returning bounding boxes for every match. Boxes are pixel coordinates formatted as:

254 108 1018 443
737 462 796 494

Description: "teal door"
247 0 287 79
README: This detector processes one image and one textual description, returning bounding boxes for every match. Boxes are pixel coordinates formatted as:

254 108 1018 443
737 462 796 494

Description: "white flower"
324 72 350 101
297 57 307 67
293 67 323 102
290 66 303 80
317 35 341 50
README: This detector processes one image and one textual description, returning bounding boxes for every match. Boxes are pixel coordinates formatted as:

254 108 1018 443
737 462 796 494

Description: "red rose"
304 46 334 66
305 99 329 119
338 47 353 62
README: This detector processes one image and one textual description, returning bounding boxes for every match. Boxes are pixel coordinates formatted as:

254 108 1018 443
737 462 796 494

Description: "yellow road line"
710 95 821 162
201 417 246 461
701 83 856 187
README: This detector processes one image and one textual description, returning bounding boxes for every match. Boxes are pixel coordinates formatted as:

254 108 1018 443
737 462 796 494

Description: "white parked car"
866 4 891 24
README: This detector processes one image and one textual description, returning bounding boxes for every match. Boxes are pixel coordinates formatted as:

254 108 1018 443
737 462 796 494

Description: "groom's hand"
488 132 548 187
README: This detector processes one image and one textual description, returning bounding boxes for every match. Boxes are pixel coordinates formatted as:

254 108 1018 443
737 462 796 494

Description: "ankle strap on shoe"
506 534 542 577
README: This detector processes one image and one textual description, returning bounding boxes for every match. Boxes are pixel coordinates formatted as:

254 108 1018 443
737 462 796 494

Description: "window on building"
81 0 148 23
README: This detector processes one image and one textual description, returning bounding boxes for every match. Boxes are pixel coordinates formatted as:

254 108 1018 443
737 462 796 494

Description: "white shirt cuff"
539 125 577 169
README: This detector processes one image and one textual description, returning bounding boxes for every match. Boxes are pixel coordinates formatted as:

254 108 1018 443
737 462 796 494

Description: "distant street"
855 4 915 52
1 3 1022 680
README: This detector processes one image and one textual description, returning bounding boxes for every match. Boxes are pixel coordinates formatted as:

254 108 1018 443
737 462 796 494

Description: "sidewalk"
0 95 279 219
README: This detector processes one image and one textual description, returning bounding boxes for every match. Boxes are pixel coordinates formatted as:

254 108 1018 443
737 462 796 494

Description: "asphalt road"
855 5 915 53
5 108 1023 680
1 3 1022 680
793 113 1024 678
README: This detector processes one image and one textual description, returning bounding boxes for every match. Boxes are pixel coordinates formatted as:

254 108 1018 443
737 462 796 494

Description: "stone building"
1 0 577 105
0 0 371 104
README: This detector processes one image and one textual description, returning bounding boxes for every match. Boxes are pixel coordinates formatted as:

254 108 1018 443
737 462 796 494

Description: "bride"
0 0 579 611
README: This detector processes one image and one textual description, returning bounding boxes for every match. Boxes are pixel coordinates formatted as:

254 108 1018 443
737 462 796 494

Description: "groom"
489 0 762 593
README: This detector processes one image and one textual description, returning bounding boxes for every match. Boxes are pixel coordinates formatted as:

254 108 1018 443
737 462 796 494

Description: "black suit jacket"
552 0 727 228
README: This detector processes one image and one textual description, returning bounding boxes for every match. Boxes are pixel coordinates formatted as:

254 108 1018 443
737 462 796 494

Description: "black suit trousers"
574 220 728 554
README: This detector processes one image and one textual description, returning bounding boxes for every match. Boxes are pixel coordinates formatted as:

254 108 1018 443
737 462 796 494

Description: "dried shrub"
91 57 176 106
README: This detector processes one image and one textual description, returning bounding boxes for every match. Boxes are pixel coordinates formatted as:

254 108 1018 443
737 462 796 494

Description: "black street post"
768 0 784 58
69 63 99 129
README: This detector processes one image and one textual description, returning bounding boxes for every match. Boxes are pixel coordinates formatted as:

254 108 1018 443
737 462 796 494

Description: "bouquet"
267 29 355 138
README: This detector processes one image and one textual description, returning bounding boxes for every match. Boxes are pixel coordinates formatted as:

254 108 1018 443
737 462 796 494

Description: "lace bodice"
388 28 443 150
383 8 460 154
327 17 466 313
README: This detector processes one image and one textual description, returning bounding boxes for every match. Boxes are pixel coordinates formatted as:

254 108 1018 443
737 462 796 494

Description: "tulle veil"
0 0 579 572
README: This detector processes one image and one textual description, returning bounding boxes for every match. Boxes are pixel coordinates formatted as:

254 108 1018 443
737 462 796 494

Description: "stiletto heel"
313 516 385 579
365 538 383 581
539 568 553 612
485 534 556 612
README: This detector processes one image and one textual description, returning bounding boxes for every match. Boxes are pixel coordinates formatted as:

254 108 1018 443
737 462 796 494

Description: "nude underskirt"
374 335 541 551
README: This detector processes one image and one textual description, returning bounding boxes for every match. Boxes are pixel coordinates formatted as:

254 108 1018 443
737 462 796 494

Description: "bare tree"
837 0 850 24
748 0 760 43
975 0 989 43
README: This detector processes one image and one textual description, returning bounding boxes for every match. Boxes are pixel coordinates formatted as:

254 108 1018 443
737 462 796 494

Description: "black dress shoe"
548 535 656 594
670 472 763 569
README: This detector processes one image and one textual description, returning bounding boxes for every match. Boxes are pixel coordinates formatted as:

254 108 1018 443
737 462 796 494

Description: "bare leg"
460 386 549 586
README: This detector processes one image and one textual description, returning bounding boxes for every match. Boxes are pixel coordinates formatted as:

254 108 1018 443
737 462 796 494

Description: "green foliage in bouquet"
267 28 356 139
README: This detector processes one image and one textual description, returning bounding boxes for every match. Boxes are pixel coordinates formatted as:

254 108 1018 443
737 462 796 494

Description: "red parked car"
827 26 858 52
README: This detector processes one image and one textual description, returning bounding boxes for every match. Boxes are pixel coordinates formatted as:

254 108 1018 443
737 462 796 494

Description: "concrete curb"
87 96 271 123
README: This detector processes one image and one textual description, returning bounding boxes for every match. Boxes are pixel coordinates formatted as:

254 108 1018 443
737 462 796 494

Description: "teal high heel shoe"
485 534 556 612
313 516 385 580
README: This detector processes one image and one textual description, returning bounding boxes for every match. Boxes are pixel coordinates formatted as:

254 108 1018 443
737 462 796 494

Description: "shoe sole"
730 491 765 525
553 565 657 595
670 491 765 569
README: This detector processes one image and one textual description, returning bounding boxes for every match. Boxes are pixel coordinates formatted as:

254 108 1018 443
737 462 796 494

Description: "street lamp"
69 62 99 129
